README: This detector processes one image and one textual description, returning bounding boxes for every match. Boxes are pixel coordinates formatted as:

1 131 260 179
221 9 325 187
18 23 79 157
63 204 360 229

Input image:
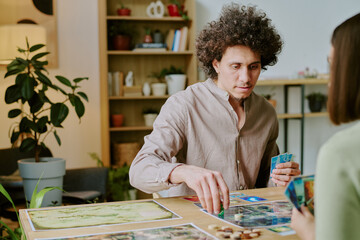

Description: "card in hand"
303 175 315 214
270 153 293 178
284 180 301 211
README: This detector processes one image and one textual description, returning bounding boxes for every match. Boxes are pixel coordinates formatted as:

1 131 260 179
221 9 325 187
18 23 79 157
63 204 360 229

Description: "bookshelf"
99 0 197 167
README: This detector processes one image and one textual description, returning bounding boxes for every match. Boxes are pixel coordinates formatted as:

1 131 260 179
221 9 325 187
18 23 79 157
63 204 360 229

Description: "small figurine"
125 71 133 86
146 0 165 18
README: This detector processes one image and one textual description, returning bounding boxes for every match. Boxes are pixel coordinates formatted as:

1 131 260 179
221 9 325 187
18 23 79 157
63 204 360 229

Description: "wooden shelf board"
107 50 193 55
110 126 153 131
107 16 187 22
257 78 329 86
277 113 303 119
304 112 328 118
109 95 169 100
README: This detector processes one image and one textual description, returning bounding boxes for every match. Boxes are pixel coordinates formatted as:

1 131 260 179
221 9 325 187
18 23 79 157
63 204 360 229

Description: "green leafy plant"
149 65 183 83
0 180 60 240
4 39 88 162
306 92 327 102
170 0 189 20
108 21 135 37
142 108 159 115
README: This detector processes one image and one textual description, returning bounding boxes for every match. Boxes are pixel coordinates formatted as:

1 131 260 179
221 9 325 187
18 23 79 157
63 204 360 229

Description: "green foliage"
142 108 159 114
149 65 184 83
107 164 134 201
0 180 59 240
108 21 135 37
170 0 189 20
306 92 327 102
88 152 104 167
4 38 89 162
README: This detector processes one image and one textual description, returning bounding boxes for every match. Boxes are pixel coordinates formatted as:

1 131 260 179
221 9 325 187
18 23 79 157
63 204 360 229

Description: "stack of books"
165 26 189 52
133 43 167 52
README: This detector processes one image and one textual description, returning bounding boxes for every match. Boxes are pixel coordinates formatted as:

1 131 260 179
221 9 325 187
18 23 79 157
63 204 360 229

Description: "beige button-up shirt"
130 79 279 196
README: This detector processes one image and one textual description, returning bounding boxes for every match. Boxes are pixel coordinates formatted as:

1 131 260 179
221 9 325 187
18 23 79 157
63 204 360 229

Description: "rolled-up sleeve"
129 96 188 193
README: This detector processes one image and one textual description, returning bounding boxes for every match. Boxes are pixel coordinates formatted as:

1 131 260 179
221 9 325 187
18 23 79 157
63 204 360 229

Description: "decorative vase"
165 74 186 95
144 113 158 126
142 82 151 96
151 83 167 96
143 35 153 43
18 158 66 207
308 100 323 112
111 114 124 127
112 35 131 50
167 4 183 17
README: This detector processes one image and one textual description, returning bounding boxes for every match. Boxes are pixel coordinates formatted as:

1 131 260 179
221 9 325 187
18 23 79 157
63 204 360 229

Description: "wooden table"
19 187 299 240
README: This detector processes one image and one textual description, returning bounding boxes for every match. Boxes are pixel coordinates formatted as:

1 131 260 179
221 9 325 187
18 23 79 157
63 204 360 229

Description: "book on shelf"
179 26 188 51
133 48 167 52
165 29 175 51
172 29 181 51
135 43 167 48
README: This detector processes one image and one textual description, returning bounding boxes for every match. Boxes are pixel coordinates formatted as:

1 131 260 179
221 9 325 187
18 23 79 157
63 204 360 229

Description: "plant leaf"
73 77 88 83
5 85 22 104
55 75 72 87
74 96 85 118
10 131 21 144
35 70 52 86
36 116 48 134
19 117 32 133
53 130 61 145
4 67 24 78
51 103 69 127
29 92 44 113
31 52 49 61
29 44 45 52
8 109 22 118
77 92 88 102
20 138 37 152
30 186 62 209
21 76 35 100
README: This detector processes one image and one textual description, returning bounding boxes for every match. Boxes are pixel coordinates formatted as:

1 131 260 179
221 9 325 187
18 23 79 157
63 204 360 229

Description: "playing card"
270 153 292 178
293 176 305 206
240 196 267 202
303 175 315 214
284 180 301 211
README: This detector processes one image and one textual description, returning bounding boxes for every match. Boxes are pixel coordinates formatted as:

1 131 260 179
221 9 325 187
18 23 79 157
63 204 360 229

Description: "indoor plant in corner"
3 39 88 207
162 65 186 95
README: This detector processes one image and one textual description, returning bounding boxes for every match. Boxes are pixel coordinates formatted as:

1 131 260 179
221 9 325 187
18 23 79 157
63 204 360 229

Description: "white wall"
196 0 360 174
0 0 101 169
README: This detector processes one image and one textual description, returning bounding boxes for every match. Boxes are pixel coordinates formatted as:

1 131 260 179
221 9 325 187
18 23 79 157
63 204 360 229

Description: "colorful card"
239 196 267 202
267 226 296 236
284 180 300 211
270 153 293 178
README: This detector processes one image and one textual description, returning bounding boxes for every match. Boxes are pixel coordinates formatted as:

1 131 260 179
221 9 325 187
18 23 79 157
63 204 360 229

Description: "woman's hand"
291 205 315 240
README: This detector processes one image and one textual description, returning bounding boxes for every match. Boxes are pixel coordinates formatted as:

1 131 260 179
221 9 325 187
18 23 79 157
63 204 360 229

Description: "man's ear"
212 59 219 73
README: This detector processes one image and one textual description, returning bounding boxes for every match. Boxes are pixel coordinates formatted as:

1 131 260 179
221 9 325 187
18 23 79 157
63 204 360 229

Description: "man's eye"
231 65 239 69
250 65 259 70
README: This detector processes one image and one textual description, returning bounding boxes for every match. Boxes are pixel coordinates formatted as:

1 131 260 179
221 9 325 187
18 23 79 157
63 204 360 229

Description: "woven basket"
113 142 140 167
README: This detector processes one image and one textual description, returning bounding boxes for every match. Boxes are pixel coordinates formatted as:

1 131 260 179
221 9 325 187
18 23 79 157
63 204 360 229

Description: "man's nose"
238 68 250 83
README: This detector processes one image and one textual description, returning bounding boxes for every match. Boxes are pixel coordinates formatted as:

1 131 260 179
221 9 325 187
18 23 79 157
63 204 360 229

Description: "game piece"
252 228 261 233
241 233 252 239
230 233 242 240
208 224 220 230
223 227 233 233
249 233 259 238
243 230 252 234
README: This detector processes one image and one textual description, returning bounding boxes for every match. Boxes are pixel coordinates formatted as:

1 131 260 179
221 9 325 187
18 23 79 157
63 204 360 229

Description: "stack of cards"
270 153 293 178
284 175 315 215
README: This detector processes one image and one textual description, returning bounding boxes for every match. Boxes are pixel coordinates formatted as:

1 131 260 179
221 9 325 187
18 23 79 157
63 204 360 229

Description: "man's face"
212 45 261 101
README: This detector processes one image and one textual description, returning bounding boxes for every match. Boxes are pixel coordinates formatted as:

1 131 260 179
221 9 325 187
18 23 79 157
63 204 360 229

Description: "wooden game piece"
252 228 261 233
243 230 252 234
230 233 242 240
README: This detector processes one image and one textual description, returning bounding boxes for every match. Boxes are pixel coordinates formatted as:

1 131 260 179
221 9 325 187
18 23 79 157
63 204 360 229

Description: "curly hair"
196 3 283 79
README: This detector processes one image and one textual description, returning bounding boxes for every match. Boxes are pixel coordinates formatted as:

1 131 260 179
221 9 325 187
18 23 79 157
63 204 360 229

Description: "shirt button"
239 186 244 190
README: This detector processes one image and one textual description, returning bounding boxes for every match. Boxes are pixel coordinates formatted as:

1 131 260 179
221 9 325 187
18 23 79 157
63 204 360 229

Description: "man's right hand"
169 165 229 214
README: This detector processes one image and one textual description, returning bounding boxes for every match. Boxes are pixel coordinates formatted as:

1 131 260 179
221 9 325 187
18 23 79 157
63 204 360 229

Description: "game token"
249 233 259 238
223 227 234 233
240 233 251 239
208 224 219 230
230 233 242 240
252 229 261 233
243 230 252 234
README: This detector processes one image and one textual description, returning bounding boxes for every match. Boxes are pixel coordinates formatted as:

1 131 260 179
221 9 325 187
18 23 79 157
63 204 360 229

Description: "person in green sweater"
290 12 360 240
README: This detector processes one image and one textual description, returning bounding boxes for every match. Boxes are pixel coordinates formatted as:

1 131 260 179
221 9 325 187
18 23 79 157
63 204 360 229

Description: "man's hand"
169 165 229 214
270 161 301 186
291 205 315 240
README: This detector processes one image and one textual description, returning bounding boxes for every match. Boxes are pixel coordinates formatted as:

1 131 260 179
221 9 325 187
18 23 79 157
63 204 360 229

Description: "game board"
35 223 216 240
26 200 179 231
203 200 292 228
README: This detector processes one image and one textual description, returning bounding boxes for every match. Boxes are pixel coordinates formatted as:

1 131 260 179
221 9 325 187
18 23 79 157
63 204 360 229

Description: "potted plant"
306 92 327 112
143 27 153 43
3 39 88 207
108 21 134 50
142 108 159 126
148 71 167 96
161 65 186 95
262 93 277 108
117 2 131 16
167 0 189 20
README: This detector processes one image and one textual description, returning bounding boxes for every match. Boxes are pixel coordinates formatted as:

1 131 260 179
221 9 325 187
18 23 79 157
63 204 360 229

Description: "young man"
130 3 300 214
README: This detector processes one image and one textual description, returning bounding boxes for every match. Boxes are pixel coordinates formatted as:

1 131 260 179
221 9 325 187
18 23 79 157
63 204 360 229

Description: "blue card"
240 196 267 202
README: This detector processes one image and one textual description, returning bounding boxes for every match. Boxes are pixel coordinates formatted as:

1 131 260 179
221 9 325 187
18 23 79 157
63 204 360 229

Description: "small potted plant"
108 21 134 50
3 39 88 207
167 0 189 20
117 2 131 16
148 71 167 96
306 92 327 112
262 93 277 108
143 27 153 43
161 65 186 95
142 108 159 126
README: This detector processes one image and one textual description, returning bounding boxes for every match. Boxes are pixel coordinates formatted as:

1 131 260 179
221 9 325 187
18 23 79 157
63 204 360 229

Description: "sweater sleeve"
315 141 360 240
129 95 187 193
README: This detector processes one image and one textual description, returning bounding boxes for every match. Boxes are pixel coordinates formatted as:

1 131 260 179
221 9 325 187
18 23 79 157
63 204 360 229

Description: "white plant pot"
18 158 66 207
151 83 167 96
144 113 158 126
165 74 186 95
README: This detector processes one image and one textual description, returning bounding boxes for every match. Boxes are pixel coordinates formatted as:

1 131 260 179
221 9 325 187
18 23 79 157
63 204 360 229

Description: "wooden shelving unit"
99 0 197 167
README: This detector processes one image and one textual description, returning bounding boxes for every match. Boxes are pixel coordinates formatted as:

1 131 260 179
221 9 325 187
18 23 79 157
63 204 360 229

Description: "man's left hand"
270 161 301 186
